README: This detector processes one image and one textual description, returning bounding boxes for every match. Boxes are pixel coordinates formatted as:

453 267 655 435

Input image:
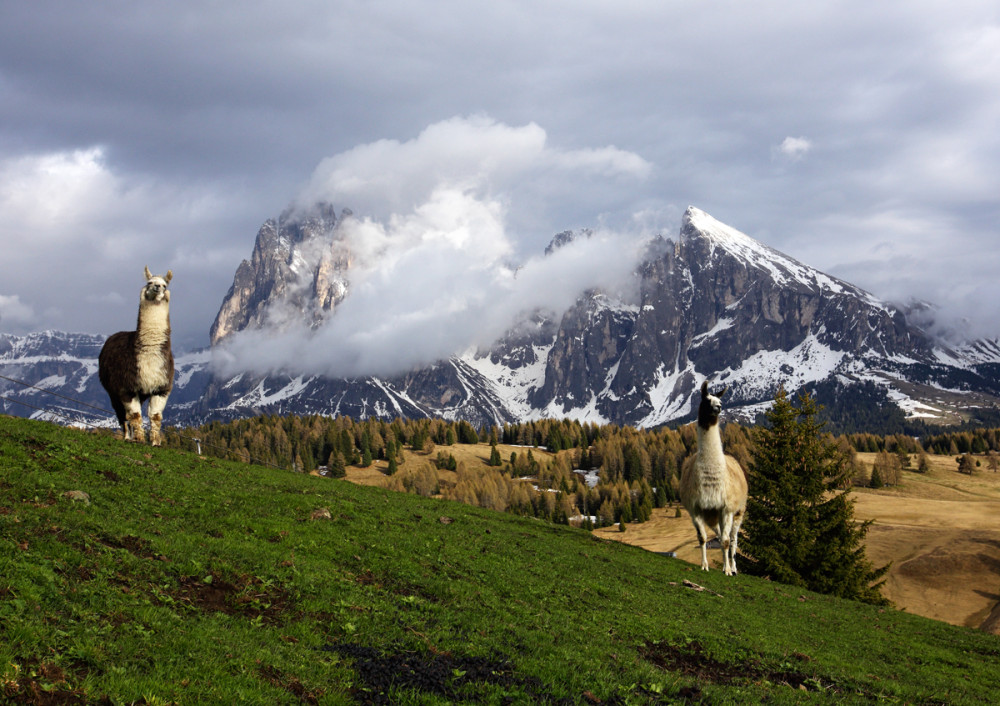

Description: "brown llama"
680 381 748 575
98 266 174 446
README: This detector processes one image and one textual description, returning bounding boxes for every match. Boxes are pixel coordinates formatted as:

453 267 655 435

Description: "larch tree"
741 388 888 605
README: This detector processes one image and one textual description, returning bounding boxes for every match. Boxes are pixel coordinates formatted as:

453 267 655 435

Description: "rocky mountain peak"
544 228 593 255
209 202 352 346
681 206 869 302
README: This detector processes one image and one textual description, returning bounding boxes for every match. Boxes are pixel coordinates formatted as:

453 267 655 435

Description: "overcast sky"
2 0 998 355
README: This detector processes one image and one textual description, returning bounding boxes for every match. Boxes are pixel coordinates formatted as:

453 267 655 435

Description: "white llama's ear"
164 270 173 284
700 381 709 398
717 385 728 399
144 265 153 281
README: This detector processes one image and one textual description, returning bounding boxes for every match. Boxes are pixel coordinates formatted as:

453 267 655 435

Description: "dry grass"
597 452 1000 631
346 441 542 489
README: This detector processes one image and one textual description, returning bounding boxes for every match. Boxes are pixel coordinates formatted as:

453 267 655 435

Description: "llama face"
143 276 170 303
698 381 727 428
142 267 172 304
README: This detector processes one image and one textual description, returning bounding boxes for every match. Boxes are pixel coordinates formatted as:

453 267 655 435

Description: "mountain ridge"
4 206 1000 431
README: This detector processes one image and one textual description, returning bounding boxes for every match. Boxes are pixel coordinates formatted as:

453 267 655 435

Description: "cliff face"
209 203 349 345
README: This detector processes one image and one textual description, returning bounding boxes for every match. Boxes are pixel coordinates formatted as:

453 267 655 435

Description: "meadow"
3 414 1000 704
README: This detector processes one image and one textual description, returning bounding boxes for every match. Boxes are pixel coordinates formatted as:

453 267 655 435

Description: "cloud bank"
214 118 650 378
4 3 1000 349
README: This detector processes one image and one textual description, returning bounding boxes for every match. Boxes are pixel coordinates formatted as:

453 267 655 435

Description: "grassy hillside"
2 416 999 704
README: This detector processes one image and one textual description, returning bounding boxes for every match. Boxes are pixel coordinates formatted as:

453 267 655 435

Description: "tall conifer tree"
742 388 888 605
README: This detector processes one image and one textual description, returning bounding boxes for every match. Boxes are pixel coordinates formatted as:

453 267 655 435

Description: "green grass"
2 415 999 704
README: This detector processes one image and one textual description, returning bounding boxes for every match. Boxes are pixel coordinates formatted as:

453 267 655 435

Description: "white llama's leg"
691 515 711 571
719 511 736 576
124 397 144 443
729 513 744 575
148 393 169 447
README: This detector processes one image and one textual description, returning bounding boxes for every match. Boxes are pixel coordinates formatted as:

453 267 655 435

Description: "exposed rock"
63 490 90 505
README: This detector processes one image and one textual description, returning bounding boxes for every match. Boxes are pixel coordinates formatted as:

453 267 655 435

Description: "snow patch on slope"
638 360 698 427
715 333 847 399
461 342 553 419
225 376 313 410
690 318 734 348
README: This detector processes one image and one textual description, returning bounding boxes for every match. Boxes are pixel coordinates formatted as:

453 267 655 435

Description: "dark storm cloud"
1 0 998 353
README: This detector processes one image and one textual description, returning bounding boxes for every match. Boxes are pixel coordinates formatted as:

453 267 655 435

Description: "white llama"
680 381 748 575
98 266 175 446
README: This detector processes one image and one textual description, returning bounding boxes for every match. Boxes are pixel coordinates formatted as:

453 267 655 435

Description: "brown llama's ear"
164 270 173 284
718 385 728 399
144 265 153 281
700 380 709 398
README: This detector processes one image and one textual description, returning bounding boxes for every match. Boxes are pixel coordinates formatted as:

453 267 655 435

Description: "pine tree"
742 388 888 605
328 451 346 479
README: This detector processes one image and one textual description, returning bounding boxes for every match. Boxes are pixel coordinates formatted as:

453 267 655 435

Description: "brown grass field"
345 443 1000 632
595 452 1000 632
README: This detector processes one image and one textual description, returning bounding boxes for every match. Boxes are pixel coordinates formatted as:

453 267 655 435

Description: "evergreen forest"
164 410 1000 534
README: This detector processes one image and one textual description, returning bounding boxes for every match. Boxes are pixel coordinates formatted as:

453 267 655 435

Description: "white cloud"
0 146 261 349
0 147 116 234
215 183 645 379
4 3 1000 349
775 136 813 161
204 115 654 377
0 294 36 329
295 115 652 221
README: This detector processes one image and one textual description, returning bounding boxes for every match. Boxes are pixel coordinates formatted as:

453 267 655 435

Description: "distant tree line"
166 415 748 528
165 409 1000 528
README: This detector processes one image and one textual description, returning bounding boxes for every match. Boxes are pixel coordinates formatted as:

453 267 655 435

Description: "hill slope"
2 415 999 704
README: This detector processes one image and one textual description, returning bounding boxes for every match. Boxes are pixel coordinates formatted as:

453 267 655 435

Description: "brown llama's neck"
136 299 171 348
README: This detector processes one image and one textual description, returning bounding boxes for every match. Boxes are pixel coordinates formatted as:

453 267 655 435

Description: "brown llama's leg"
719 511 736 576
691 514 711 571
123 396 144 442
127 413 145 443
148 393 169 447
149 413 163 447
729 510 744 575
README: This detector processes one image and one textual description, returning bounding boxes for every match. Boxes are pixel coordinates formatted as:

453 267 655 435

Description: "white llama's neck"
696 423 726 470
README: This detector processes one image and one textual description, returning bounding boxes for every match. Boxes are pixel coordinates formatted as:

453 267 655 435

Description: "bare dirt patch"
318 643 571 705
165 572 294 625
639 640 844 696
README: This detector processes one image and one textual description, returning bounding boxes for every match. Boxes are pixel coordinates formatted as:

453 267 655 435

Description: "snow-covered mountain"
5 206 1000 431
0 331 212 428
